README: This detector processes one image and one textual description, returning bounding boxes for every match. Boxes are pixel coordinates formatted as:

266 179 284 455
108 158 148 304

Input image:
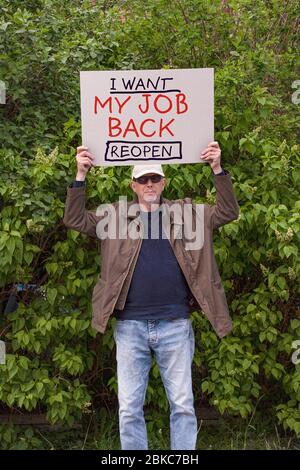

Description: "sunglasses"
133 174 163 184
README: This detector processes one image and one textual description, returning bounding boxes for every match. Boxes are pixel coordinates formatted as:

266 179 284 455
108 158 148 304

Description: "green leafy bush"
0 0 300 440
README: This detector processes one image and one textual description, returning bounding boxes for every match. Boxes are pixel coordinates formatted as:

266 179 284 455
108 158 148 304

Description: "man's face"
130 173 166 205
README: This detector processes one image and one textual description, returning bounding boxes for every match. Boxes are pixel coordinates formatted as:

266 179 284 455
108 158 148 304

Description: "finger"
78 157 94 166
77 146 88 152
207 141 220 148
77 151 94 160
82 162 93 169
201 147 218 155
201 150 218 158
76 150 93 157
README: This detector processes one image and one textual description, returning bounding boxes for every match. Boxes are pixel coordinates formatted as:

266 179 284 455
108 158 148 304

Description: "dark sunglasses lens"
137 175 162 184
151 175 162 183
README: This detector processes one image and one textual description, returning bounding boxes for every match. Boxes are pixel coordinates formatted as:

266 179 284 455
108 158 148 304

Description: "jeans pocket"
170 318 189 323
169 318 190 333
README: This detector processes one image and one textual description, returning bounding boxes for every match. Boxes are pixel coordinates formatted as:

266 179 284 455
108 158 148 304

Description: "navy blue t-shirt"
114 206 190 320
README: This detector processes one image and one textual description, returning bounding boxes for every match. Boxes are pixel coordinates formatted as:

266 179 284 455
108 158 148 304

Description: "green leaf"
47 287 57 306
277 277 287 290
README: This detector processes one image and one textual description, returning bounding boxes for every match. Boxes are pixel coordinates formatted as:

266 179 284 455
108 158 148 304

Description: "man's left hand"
201 141 222 174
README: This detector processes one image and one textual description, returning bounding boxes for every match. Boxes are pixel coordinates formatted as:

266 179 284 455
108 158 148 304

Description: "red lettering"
154 94 173 114
109 118 175 137
140 119 156 137
138 94 151 114
123 118 140 138
94 96 112 114
108 117 122 137
115 96 131 114
159 118 174 137
176 93 188 114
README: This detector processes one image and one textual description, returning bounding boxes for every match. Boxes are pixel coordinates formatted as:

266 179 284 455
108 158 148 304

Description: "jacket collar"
126 194 184 226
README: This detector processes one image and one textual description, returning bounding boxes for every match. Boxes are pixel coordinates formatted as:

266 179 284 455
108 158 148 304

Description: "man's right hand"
75 146 95 181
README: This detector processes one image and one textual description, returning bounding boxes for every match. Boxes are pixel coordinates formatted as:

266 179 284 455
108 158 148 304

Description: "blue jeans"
113 318 197 450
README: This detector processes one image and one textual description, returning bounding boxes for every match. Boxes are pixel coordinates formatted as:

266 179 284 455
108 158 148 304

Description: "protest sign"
80 68 214 166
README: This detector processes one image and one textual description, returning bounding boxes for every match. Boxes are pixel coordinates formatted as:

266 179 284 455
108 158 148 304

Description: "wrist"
75 173 86 181
212 166 223 175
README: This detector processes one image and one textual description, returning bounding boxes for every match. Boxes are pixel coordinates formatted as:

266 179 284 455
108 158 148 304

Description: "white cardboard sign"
80 68 214 166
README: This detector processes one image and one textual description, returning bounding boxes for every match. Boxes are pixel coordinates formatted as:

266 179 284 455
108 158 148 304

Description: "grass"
9 408 298 450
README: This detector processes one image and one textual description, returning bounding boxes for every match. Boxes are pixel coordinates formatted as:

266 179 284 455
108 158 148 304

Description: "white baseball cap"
132 164 165 179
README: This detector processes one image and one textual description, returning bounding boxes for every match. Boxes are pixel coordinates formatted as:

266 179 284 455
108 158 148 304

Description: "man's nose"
146 178 153 186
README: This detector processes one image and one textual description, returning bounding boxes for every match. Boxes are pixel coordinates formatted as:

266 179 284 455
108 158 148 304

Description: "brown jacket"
63 172 240 338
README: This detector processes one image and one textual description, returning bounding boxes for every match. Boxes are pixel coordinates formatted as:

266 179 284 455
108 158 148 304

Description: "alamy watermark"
95 197 205 250
0 340 5 365
291 80 300 105
291 340 300 365
0 80 6 105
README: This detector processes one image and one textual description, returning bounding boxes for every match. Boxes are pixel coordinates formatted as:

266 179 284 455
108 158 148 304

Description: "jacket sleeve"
205 171 240 231
63 186 101 238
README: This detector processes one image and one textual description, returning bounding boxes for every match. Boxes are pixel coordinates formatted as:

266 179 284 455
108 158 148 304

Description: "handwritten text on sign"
80 69 214 166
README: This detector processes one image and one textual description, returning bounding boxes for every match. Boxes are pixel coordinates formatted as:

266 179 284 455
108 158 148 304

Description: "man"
63 141 240 450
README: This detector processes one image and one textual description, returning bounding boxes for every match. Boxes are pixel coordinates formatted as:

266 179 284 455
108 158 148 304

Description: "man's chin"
143 194 159 203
